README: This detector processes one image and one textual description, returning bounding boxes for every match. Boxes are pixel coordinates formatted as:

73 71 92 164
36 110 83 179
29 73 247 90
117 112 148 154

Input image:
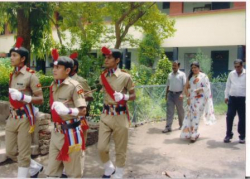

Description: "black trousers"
226 96 246 139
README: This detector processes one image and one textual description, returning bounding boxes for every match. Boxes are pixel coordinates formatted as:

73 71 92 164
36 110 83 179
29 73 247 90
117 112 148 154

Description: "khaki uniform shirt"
99 68 135 105
51 77 87 121
71 73 93 98
9 65 42 108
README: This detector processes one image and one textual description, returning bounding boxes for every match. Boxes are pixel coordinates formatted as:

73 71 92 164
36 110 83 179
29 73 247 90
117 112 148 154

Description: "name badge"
58 97 67 101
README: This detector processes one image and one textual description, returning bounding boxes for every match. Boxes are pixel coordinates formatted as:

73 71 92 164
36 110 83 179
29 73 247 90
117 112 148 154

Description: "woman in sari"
180 61 216 142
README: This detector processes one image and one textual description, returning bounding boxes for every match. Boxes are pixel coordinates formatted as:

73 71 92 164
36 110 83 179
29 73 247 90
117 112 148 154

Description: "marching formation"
5 37 245 178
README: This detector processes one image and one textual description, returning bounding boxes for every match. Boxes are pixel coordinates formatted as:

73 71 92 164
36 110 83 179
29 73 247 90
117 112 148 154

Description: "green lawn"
214 102 227 115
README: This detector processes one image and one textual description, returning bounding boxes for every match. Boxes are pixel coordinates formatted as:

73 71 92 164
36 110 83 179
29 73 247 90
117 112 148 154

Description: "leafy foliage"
58 2 105 53
0 2 56 60
76 51 104 122
150 55 172 85
130 63 153 85
35 72 53 113
103 2 176 48
190 49 213 78
211 73 228 83
0 58 12 101
138 31 162 67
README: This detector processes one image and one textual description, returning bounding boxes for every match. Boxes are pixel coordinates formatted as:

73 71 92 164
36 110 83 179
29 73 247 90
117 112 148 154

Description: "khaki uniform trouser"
45 130 84 178
5 116 31 167
98 113 129 168
82 127 87 144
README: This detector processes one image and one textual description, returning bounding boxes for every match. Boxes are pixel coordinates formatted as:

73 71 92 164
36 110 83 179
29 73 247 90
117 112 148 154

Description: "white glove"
51 101 70 116
51 101 79 116
9 88 32 103
113 91 129 102
68 108 79 116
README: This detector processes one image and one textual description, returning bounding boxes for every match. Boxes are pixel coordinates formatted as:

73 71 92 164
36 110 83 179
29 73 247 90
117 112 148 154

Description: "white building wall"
162 10 246 47
0 35 15 53
176 46 238 71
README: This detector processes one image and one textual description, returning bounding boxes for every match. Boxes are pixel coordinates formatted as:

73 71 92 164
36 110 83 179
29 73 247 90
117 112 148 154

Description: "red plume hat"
101 46 121 59
9 37 29 59
51 49 59 65
69 52 78 60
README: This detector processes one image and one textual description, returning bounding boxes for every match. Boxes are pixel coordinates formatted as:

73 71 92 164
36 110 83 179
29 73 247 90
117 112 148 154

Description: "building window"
162 2 170 9
211 50 229 78
211 2 231 10
165 52 173 61
193 4 211 12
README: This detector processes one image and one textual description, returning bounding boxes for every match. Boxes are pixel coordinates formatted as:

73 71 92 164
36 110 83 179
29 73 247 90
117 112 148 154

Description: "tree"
58 2 105 53
56 2 106 78
150 55 172 85
0 2 56 64
190 48 213 78
103 2 176 49
138 30 162 67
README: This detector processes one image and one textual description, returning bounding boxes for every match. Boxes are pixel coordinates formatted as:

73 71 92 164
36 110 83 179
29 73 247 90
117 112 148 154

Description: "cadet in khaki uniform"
69 52 93 143
59 52 94 178
70 52 93 102
45 49 87 178
6 37 44 178
98 47 136 178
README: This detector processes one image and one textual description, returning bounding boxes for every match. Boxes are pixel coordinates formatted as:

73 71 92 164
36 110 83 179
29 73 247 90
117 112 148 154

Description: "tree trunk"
17 6 31 67
115 38 122 49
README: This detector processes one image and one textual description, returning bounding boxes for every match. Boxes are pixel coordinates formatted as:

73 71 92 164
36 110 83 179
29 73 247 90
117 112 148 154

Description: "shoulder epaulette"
26 67 35 74
121 69 130 74
69 78 80 86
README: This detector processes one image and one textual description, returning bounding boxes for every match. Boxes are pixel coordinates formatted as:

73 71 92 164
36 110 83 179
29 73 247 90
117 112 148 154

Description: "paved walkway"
0 115 245 178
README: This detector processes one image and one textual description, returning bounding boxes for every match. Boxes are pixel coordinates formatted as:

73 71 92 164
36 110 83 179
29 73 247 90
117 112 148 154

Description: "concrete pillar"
173 47 179 61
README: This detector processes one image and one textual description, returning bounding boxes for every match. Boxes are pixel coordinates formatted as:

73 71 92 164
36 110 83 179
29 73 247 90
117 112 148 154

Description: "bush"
211 73 228 83
0 58 12 101
190 49 213 79
77 54 104 122
130 63 153 85
138 32 162 67
36 72 53 113
128 86 167 123
150 55 172 85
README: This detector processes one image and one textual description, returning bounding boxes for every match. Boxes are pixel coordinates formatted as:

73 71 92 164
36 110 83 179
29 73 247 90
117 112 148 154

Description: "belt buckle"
55 123 62 131
110 105 114 113
11 110 17 117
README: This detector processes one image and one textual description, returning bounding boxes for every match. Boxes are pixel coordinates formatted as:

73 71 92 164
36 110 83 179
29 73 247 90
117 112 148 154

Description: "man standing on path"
224 59 246 144
6 37 44 178
98 47 136 178
162 61 186 133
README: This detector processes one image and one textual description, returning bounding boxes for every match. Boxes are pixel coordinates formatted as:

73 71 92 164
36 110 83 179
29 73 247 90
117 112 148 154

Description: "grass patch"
214 102 227 115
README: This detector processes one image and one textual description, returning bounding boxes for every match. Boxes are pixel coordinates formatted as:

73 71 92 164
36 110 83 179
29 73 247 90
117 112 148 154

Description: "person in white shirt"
162 61 186 133
224 59 246 143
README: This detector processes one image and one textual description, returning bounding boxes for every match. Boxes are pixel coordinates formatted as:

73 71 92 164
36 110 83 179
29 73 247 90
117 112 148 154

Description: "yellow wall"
0 35 15 53
162 10 246 47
